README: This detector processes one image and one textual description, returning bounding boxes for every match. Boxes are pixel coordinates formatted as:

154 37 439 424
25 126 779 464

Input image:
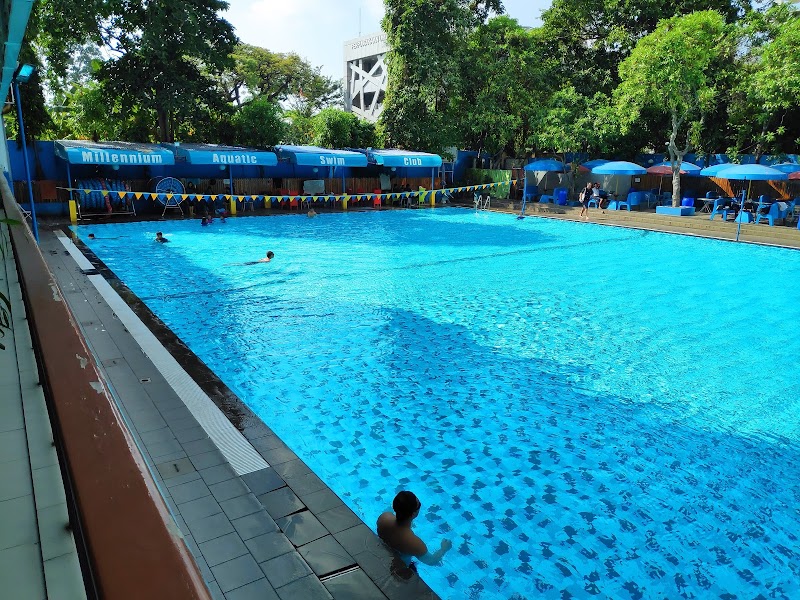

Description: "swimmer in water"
377 491 452 565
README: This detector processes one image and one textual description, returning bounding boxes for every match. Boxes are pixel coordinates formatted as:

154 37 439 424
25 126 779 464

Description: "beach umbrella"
591 161 647 175
591 161 646 195
647 161 702 195
700 164 734 177
713 164 788 241
524 159 567 172
790 171 800 180
574 159 610 173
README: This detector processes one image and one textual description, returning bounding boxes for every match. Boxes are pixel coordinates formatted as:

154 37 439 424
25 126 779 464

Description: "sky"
222 0 552 81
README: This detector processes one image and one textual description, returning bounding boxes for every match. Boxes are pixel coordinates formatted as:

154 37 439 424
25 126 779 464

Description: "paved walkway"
0 212 86 599
41 227 437 600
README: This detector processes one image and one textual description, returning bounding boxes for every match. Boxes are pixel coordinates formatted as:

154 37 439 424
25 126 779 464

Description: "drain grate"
80 268 100 275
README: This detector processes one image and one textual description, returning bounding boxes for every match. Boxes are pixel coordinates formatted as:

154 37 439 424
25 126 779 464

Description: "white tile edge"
55 231 269 475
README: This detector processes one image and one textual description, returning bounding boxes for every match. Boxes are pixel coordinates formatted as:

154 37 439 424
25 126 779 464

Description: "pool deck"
0 211 86 600
493 201 800 248
38 226 438 600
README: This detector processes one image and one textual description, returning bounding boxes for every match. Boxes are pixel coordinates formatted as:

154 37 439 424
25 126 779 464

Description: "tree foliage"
231 98 286 148
309 108 377 149
222 44 341 114
617 11 731 204
381 0 503 153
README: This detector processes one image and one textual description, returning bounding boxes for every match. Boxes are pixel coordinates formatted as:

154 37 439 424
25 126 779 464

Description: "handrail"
1 177 211 599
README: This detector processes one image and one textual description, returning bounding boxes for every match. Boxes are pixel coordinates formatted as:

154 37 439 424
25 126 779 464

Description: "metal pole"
229 164 234 196
735 179 752 242
13 80 39 243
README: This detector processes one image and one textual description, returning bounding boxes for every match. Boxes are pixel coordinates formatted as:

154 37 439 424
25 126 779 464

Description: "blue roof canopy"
55 140 175 165
362 148 442 168
275 145 368 167
162 143 277 166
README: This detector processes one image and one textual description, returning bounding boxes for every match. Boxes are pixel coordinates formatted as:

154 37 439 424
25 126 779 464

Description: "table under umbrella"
712 164 788 241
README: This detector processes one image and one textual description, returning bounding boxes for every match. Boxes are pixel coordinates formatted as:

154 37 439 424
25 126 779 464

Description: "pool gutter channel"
49 226 440 600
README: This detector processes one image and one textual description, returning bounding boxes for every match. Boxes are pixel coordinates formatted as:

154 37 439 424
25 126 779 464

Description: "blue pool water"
85 209 800 599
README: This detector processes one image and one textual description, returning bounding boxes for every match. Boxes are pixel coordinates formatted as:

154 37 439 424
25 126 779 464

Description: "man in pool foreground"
377 491 452 565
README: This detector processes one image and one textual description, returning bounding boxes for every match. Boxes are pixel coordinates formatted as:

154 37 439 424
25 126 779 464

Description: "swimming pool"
85 209 800 599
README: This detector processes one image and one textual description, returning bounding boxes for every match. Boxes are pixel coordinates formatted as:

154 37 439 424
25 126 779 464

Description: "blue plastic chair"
554 187 569 206
709 198 735 221
755 196 791 226
627 191 647 209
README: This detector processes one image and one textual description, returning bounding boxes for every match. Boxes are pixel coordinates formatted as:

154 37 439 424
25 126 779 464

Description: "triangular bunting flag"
117 191 126 199
166 193 174 200
251 195 258 200
134 192 143 200
83 189 91 194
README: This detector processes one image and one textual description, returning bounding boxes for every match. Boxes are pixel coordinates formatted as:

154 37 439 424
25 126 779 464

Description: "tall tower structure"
343 32 389 123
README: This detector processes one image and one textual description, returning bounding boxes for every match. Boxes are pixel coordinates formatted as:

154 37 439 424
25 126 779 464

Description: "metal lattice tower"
343 33 389 123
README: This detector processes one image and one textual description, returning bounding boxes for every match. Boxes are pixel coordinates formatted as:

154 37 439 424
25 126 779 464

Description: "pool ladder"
474 193 491 210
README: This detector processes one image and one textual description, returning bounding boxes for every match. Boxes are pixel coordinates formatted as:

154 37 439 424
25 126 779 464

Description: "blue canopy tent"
55 140 175 217
362 148 442 191
162 142 278 199
275 145 368 203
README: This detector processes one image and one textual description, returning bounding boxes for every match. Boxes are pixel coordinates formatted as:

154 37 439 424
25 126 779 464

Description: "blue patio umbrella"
524 159 567 172
713 164 788 241
700 164 733 177
591 161 646 195
578 159 610 172
591 161 647 175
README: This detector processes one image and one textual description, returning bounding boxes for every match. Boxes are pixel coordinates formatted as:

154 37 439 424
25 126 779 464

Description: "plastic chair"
554 187 569 206
709 198 735 221
615 193 632 211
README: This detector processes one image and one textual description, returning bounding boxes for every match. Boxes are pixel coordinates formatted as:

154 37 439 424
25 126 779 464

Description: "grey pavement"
0 213 86 600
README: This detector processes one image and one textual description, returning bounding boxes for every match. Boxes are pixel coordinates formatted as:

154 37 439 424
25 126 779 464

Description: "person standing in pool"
155 231 169 243
377 491 452 565
259 251 274 263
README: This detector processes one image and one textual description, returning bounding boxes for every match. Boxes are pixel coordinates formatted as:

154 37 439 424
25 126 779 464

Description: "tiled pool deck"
0 212 86 599
39 227 438 600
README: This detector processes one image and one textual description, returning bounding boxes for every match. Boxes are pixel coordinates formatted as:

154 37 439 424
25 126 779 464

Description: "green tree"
540 0 748 95
34 0 237 142
617 11 731 206
231 97 286 148
381 0 503 153
307 108 377 149
454 17 551 161
529 86 621 198
222 44 341 113
728 5 800 160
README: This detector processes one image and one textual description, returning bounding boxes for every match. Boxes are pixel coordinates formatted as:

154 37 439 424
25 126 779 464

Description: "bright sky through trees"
222 0 548 80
